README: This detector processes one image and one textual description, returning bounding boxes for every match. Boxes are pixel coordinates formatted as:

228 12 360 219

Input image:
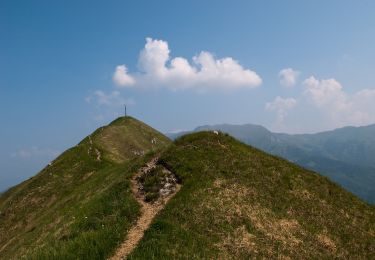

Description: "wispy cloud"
11 147 60 159
279 68 300 87
113 37 262 91
86 90 135 107
265 96 297 123
85 90 135 121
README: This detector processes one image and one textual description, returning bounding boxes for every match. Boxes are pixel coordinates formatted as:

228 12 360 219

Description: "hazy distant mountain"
167 124 375 203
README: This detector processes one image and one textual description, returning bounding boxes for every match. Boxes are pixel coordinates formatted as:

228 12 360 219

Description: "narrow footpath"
110 157 180 260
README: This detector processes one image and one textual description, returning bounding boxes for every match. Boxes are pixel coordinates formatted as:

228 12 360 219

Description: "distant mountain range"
167 124 375 203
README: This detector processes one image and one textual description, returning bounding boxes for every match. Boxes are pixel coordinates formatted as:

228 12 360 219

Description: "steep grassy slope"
93 117 170 163
130 132 375 259
0 117 171 259
171 124 375 203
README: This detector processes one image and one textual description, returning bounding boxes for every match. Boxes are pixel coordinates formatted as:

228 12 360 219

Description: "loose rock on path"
110 157 180 260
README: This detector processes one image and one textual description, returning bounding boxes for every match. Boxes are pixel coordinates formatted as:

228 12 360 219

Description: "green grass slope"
0 116 171 259
130 132 375 259
171 123 375 204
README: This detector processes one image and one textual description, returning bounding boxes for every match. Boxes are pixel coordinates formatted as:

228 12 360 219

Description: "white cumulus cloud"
303 76 345 107
266 96 297 123
279 68 300 87
303 76 375 127
113 65 135 87
113 37 262 91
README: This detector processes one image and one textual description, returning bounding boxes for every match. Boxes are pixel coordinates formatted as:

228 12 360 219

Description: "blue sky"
1 0 375 191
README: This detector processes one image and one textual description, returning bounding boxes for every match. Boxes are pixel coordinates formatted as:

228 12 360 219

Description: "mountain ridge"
0 116 171 259
129 131 375 258
167 123 375 203
1 117 374 259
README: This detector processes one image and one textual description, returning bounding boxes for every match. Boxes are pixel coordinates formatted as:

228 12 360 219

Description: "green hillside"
172 123 375 203
129 132 375 259
1 118 374 259
0 117 171 259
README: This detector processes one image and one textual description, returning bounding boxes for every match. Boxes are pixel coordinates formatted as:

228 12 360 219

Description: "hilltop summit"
0 117 170 259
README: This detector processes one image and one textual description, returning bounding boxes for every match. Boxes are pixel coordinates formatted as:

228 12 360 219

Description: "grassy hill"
0 117 171 259
1 118 374 259
169 123 375 203
129 132 375 259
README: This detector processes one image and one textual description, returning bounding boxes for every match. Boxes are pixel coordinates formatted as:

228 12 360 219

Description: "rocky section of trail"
110 157 180 260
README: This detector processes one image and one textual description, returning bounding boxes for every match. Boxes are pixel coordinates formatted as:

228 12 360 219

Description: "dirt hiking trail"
110 157 180 260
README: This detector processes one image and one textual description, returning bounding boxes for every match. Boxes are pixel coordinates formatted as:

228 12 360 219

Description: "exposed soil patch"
110 157 180 260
